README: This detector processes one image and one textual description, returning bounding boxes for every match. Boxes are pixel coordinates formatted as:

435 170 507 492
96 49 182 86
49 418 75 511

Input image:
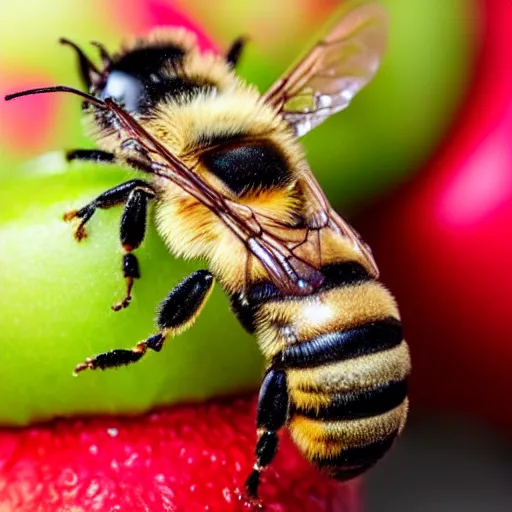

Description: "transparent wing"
263 1 388 137
297 167 379 277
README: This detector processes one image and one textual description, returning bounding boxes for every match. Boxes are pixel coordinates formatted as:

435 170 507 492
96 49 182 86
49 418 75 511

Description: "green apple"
0 159 262 425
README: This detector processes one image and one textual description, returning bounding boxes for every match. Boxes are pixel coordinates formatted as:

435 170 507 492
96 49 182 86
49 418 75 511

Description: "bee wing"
297 167 380 277
104 99 325 296
263 1 388 137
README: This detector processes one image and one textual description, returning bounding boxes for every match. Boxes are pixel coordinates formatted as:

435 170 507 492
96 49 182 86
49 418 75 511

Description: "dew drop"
107 427 119 438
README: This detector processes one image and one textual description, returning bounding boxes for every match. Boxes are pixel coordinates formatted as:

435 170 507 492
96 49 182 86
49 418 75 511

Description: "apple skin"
0 162 263 426
355 0 512 432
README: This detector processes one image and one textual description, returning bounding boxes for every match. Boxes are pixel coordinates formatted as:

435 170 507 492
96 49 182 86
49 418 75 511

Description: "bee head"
60 33 203 115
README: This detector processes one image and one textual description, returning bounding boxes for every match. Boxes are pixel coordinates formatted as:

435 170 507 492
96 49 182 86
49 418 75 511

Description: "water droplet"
107 427 119 438
59 468 78 488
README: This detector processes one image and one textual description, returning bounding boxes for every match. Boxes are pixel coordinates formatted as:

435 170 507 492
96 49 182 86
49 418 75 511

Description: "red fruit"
0 396 360 512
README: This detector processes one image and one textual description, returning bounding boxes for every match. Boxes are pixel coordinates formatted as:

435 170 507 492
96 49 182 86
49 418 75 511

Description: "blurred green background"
0 0 476 425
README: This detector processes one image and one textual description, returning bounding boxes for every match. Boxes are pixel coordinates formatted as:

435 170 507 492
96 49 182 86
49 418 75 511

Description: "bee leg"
112 186 156 311
120 138 152 165
66 149 116 164
66 148 152 176
245 368 289 502
63 179 154 242
225 36 247 68
74 270 214 373
66 149 115 164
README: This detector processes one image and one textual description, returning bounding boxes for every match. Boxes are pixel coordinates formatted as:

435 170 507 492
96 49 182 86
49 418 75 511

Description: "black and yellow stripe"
275 317 403 368
231 260 410 481
229 261 373 333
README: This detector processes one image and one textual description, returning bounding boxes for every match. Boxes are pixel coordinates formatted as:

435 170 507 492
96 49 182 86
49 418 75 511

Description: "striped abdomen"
231 261 410 480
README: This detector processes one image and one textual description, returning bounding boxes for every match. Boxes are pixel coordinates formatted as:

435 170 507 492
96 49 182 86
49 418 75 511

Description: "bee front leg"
63 180 155 311
112 184 158 311
63 179 154 242
74 270 214 374
245 368 289 502
66 149 116 164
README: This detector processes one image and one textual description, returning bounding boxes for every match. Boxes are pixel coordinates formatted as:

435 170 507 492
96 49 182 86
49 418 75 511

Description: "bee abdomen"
285 335 409 479
229 260 373 334
231 260 409 479
291 379 407 421
243 261 409 481
284 326 410 480
274 317 403 369
283 323 409 479
288 397 409 481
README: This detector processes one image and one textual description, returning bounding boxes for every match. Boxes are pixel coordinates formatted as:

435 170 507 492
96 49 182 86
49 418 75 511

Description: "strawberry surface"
0 396 359 512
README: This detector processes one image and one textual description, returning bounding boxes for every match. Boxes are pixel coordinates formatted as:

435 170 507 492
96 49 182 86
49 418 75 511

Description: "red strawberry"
0 396 360 512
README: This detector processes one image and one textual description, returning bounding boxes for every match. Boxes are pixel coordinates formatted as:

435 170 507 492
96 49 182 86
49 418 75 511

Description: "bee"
6 0 410 501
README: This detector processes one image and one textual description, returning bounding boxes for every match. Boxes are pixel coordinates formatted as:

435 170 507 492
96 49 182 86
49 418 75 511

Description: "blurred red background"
358 0 512 433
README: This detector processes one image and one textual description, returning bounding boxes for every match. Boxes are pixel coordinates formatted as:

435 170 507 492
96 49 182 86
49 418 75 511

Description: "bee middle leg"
74 270 214 374
244 368 289 502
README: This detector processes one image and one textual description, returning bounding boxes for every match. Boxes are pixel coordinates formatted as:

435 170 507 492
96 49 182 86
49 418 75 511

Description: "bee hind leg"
244 368 289 503
74 270 214 374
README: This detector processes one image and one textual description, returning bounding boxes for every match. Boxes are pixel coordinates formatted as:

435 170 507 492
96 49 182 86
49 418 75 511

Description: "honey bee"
6 0 410 501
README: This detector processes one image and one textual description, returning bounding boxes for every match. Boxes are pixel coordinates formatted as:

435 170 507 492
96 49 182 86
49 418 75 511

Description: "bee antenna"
90 41 112 68
4 85 106 108
226 36 250 68
60 38 101 89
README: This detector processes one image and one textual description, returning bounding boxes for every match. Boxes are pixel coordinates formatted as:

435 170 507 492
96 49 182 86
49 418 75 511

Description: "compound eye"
99 70 143 112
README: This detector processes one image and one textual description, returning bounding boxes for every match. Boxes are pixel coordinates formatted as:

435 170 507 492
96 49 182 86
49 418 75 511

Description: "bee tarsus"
113 254 139 311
